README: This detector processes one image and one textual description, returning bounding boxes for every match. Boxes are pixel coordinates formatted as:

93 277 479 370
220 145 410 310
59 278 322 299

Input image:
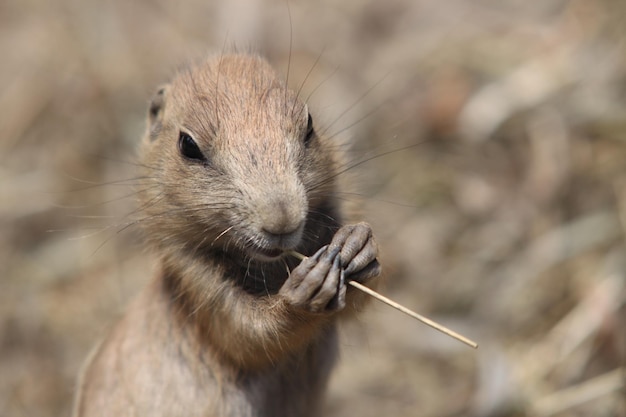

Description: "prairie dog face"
139 54 338 263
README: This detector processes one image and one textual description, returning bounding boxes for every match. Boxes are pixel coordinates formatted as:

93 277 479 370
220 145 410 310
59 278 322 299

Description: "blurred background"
1 0 625 416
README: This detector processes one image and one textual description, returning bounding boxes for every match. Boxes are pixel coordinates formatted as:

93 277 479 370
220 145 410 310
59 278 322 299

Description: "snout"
256 191 307 251
231 175 309 261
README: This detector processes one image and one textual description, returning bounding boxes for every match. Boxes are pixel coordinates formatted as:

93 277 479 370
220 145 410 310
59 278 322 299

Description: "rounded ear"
148 85 168 141
149 85 168 121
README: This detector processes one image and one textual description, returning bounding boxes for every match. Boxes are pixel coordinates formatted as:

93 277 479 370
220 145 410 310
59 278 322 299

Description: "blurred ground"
1 0 625 416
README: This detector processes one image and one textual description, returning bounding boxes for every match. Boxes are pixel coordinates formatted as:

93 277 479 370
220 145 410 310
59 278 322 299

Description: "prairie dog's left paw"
329 222 381 283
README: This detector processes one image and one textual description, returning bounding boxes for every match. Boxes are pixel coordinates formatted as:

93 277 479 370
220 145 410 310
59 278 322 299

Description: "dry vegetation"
1 0 625 416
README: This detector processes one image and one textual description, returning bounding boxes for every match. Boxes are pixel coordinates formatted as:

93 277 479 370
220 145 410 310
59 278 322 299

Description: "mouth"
250 245 285 261
245 227 305 262
240 235 298 261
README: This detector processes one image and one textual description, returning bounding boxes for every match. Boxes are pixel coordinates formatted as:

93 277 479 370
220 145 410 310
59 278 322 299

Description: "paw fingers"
344 235 378 276
280 246 340 309
330 222 378 277
308 255 342 312
329 223 369 267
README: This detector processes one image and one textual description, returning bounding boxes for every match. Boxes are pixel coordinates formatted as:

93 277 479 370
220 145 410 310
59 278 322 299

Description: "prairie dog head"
139 54 339 263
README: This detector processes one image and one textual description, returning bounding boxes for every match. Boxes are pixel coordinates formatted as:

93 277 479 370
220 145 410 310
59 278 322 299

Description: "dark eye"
304 113 315 145
178 131 205 161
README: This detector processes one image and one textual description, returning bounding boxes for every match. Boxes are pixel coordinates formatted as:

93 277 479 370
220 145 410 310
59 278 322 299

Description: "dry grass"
1 0 625 416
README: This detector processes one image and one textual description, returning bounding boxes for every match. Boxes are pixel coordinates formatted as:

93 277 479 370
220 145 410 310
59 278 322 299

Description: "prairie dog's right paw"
279 246 346 313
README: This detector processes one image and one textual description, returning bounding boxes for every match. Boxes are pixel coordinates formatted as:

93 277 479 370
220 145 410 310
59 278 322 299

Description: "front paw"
279 246 346 313
328 222 381 283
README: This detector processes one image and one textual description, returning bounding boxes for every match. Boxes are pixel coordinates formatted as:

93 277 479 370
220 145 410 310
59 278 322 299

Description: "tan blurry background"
1 0 625 416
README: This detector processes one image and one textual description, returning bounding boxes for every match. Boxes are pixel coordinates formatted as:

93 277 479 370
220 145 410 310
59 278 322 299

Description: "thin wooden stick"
286 251 478 349
347 281 478 348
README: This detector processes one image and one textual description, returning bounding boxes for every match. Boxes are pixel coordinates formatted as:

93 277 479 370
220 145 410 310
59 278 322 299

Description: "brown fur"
73 54 379 417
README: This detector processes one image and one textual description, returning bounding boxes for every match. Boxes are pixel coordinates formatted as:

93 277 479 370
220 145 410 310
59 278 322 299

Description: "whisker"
318 72 390 138
78 153 160 172
53 185 161 210
212 225 235 246
325 98 387 142
292 46 326 117
215 36 229 131
284 0 294 118
60 174 158 192
304 65 339 106
332 191 422 209
309 140 431 192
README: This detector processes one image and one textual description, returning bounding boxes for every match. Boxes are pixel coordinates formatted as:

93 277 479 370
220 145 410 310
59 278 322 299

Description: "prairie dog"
73 53 380 417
